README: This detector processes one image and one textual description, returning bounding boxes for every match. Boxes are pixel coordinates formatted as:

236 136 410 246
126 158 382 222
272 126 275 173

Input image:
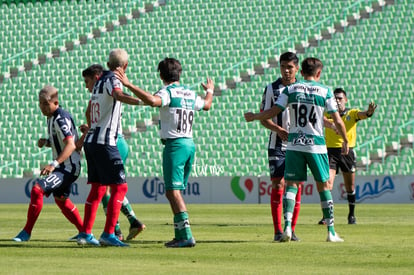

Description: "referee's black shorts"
327 147 356 173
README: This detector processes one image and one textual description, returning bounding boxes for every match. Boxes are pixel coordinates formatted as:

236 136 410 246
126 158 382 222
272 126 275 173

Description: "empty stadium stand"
0 0 413 178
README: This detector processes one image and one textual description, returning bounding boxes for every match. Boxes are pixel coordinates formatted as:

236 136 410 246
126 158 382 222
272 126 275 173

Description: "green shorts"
117 134 129 164
284 150 330 183
162 138 195 190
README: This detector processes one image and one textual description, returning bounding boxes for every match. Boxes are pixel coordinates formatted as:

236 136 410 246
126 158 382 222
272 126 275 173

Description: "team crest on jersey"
295 93 314 104
292 131 314 146
180 98 193 109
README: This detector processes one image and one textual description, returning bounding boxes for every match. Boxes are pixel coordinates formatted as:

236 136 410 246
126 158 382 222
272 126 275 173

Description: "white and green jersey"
275 80 337 154
155 83 205 139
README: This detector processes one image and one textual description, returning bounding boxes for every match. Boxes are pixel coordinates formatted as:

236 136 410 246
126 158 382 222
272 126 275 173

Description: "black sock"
347 192 356 217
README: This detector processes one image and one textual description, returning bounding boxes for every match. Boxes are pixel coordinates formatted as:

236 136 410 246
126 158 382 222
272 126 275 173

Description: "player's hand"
244 112 255 122
277 128 289 141
114 67 130 86
79 124 89 134
40 164 55 176
38 138 48 148
367 101 377 116
201 77 214 92
341 141 349 155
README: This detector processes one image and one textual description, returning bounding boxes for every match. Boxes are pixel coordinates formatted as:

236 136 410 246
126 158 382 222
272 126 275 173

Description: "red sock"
55 197 83 232
270 188 284 234
83 183 106 234
291 183 302 232
104 183 128 234
23 185 44 234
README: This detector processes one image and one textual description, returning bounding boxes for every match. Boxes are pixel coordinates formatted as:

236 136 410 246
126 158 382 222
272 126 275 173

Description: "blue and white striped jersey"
85 70 123 146
260 78 291 150
47 107 81 176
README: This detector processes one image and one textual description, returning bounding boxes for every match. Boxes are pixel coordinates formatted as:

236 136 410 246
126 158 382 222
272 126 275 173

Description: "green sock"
173 212 193 240
319 190 335 235
120 197 138 225
101 194 110 215
283 186 298 231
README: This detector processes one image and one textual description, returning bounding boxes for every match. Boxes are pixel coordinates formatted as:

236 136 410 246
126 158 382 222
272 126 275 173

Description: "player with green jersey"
115 57 214 247
245 57 349 242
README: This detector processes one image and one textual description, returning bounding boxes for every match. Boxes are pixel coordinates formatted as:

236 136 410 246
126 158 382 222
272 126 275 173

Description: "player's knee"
272 178 284 190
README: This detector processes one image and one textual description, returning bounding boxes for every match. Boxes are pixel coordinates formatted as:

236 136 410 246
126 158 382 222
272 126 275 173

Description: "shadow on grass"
0 240 101 249
127 239 249 245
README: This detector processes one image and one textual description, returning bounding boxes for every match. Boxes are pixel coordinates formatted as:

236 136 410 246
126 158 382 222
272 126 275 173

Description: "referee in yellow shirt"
321 88 377 224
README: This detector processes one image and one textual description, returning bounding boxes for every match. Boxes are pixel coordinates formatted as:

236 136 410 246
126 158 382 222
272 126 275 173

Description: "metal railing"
1 0 144 75
221 57 253 85
355 135 386 172
261 36 295 64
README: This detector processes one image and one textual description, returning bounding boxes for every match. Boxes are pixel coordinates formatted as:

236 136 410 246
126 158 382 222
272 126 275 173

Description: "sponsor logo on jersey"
292 131 314 146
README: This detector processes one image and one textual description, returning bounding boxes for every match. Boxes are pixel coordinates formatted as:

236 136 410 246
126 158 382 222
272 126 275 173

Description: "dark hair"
279 52 299 66
157 57 182 83
82 64 104 78
301 57 323 77
334 88 347 97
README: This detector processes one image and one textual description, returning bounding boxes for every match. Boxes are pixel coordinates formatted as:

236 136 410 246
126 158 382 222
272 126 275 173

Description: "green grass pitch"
0 203 413 274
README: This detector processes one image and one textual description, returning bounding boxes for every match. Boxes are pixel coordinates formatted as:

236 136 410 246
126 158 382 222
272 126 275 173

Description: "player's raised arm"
358 101 377 120
200 77 214 111
114 67 162 107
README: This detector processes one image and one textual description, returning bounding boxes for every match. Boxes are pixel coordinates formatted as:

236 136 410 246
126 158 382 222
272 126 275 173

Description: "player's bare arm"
201 77 214 111
244 105 282 122
358 101 377 119
331 112 349 155
113 89 142 106
260 120 288 141
75 124 89 151
40 137 76 176
114 67 162 107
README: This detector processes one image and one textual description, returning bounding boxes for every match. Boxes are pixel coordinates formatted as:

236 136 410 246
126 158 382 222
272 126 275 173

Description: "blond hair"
107 48 128 70
39 85 58 101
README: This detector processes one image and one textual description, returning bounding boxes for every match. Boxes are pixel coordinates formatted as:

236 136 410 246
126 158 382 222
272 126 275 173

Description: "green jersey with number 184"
155 83 205 140
275 80 337 154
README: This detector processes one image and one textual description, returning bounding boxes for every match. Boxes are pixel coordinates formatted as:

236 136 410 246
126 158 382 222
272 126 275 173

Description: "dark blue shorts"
37 169 78 198
84 143 126 185
268 147 286 180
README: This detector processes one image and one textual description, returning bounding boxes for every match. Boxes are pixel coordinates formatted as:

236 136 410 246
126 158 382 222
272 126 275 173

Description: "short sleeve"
325 89 338 114
274 87 288 111
194 96 205 111
56 117 73 141
154 89 171 107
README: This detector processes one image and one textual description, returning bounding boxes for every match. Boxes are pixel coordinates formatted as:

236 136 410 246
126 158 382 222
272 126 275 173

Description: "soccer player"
260 52 303 242
320 88 377 225
115 57 214 248
81 64 146 241
244 57 349 242
77 49 142 247
13 85 83 242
